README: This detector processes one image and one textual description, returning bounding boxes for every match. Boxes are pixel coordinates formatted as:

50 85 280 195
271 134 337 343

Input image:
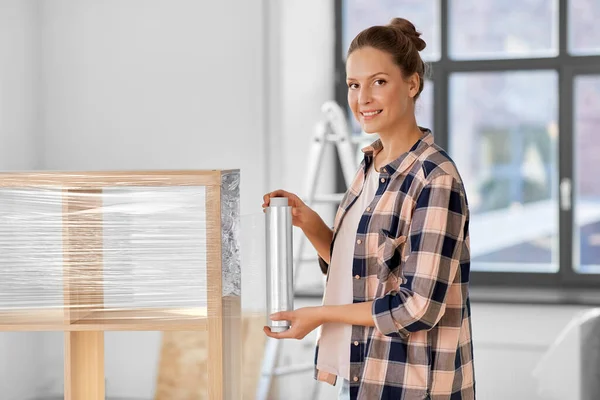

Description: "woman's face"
346 46 419 135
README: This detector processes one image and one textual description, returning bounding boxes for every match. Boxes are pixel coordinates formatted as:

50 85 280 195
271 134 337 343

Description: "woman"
262 18 475 400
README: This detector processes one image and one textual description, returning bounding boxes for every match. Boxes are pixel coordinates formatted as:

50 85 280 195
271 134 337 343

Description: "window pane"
343 0 440 62
449 71 559 273
574 75 600 273
449 0 558 60
569 0 600 55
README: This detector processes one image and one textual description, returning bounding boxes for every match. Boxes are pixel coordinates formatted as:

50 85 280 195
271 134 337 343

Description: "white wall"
39 0 266 217
272 0 337 293
39 0 266 397
0 0 336 397
470 303 593 400
0 0 267 398
0 2 41 399
0 0 39 170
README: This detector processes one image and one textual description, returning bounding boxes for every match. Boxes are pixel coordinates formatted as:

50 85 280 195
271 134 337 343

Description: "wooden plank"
62 188 105 399
0 308 208 332
242 313 268 398
64 331 105 400
0 170 223 188
206 184 224 400
153 313 264 400
223 296 242 400
72 307 208 331
0 309 65 331
62 189 104 323
155 331 210 400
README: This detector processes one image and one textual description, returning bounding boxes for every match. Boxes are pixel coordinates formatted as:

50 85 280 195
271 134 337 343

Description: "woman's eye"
374 79 386 85
348 83 358 89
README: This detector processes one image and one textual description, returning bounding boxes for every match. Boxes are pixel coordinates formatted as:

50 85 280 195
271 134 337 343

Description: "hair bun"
388 17 426 51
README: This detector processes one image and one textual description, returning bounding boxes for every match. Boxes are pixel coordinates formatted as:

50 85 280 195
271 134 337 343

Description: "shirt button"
381 167 386 173
366 206 371 212
356 239 362 244
353 376 359 382
354 341 359 346
380 178 385 183
354 275 360 280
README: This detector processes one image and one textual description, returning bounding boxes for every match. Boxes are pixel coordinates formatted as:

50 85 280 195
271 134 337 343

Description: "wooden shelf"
0 170 242 399
0 170 225 188
0 307 208 332
0 309 65 331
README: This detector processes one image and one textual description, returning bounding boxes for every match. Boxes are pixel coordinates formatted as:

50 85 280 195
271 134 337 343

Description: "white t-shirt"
316 161 380 380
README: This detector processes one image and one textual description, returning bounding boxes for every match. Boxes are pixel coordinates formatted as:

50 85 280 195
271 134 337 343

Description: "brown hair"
347 18 427 100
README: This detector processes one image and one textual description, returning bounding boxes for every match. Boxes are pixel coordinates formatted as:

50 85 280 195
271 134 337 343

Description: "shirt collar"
360 127 434 177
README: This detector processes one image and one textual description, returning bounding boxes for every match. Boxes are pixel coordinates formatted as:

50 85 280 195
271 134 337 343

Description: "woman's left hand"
263 306 324 340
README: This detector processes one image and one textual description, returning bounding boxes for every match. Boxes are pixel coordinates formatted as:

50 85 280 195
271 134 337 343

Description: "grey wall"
0 0 334 398
1 0 268 398
38 0 266 397
0 0 39 170
39 0 266 217
0 2 41 399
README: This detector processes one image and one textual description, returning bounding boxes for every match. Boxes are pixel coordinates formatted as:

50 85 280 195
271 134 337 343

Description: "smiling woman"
263 17 474 400
345 18 428 168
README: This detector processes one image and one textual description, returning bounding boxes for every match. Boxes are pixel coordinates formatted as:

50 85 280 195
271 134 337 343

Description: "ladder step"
312 193 345 203
297 256 318 263
270 363 315 376
294 287 324 298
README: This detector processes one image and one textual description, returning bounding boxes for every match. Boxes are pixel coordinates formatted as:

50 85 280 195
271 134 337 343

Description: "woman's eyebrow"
347 72 390 81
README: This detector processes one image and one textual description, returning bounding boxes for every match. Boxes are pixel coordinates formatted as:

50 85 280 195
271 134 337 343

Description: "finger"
272 189 298 201
270 311 291 321
263 326 294 339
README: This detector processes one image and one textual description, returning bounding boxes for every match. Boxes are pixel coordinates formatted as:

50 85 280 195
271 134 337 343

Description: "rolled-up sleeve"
372 174 467 337
318 255 329 275
317 225 335 275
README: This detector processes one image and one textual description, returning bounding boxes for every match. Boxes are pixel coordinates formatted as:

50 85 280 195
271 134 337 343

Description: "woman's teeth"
362 110 382 116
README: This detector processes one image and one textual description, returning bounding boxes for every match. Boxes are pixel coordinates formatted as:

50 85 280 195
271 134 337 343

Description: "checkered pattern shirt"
314 129 475 399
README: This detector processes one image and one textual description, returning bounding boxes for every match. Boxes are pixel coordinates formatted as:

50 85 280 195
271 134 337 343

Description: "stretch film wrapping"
0 170 243 331
0 169 289 398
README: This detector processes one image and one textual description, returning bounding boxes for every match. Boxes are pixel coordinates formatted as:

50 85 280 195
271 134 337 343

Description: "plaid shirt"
315 129 475 399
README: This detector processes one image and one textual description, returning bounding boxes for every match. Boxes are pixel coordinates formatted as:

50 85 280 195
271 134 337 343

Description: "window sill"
295 285 600 306
470 286 600 306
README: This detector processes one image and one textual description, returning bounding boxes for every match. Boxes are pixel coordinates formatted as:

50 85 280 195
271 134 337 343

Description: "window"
337 0 600 288
449 71 559 273
568 0 600 55
574 75 600 274
342 0 441 62
449 0 559 60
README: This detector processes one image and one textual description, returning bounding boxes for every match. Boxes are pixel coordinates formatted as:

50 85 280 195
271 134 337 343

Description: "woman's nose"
358 88 371 104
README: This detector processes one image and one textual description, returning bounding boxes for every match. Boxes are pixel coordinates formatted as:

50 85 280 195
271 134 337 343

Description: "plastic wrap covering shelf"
0 169 242 333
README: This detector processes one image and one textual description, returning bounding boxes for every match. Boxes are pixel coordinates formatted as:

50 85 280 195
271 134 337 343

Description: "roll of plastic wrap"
264 197 294 332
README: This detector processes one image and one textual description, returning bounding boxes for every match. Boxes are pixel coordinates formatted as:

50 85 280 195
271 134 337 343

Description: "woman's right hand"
262 189 317 232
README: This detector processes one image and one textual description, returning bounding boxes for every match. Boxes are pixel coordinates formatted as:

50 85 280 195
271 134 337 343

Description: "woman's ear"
408 73 420 98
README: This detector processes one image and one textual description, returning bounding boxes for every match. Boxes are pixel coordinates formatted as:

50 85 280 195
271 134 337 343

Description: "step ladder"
256 101 371 400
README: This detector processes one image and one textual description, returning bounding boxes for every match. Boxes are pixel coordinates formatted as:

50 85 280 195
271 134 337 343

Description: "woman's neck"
374 118 423 171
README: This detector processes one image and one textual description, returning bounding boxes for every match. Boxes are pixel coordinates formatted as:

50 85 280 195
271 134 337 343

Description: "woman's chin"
361 125 379 135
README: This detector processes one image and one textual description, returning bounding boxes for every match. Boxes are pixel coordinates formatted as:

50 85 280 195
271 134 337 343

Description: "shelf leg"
64 331 105 400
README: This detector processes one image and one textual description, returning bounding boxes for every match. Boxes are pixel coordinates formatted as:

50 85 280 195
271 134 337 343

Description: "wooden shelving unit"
0 170 241 400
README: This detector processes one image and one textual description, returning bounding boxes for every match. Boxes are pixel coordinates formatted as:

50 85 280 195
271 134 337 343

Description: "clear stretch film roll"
240 212 267 317
265 197 294 332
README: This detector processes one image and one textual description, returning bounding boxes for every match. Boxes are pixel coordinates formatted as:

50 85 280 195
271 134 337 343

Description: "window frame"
335 0 600 289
